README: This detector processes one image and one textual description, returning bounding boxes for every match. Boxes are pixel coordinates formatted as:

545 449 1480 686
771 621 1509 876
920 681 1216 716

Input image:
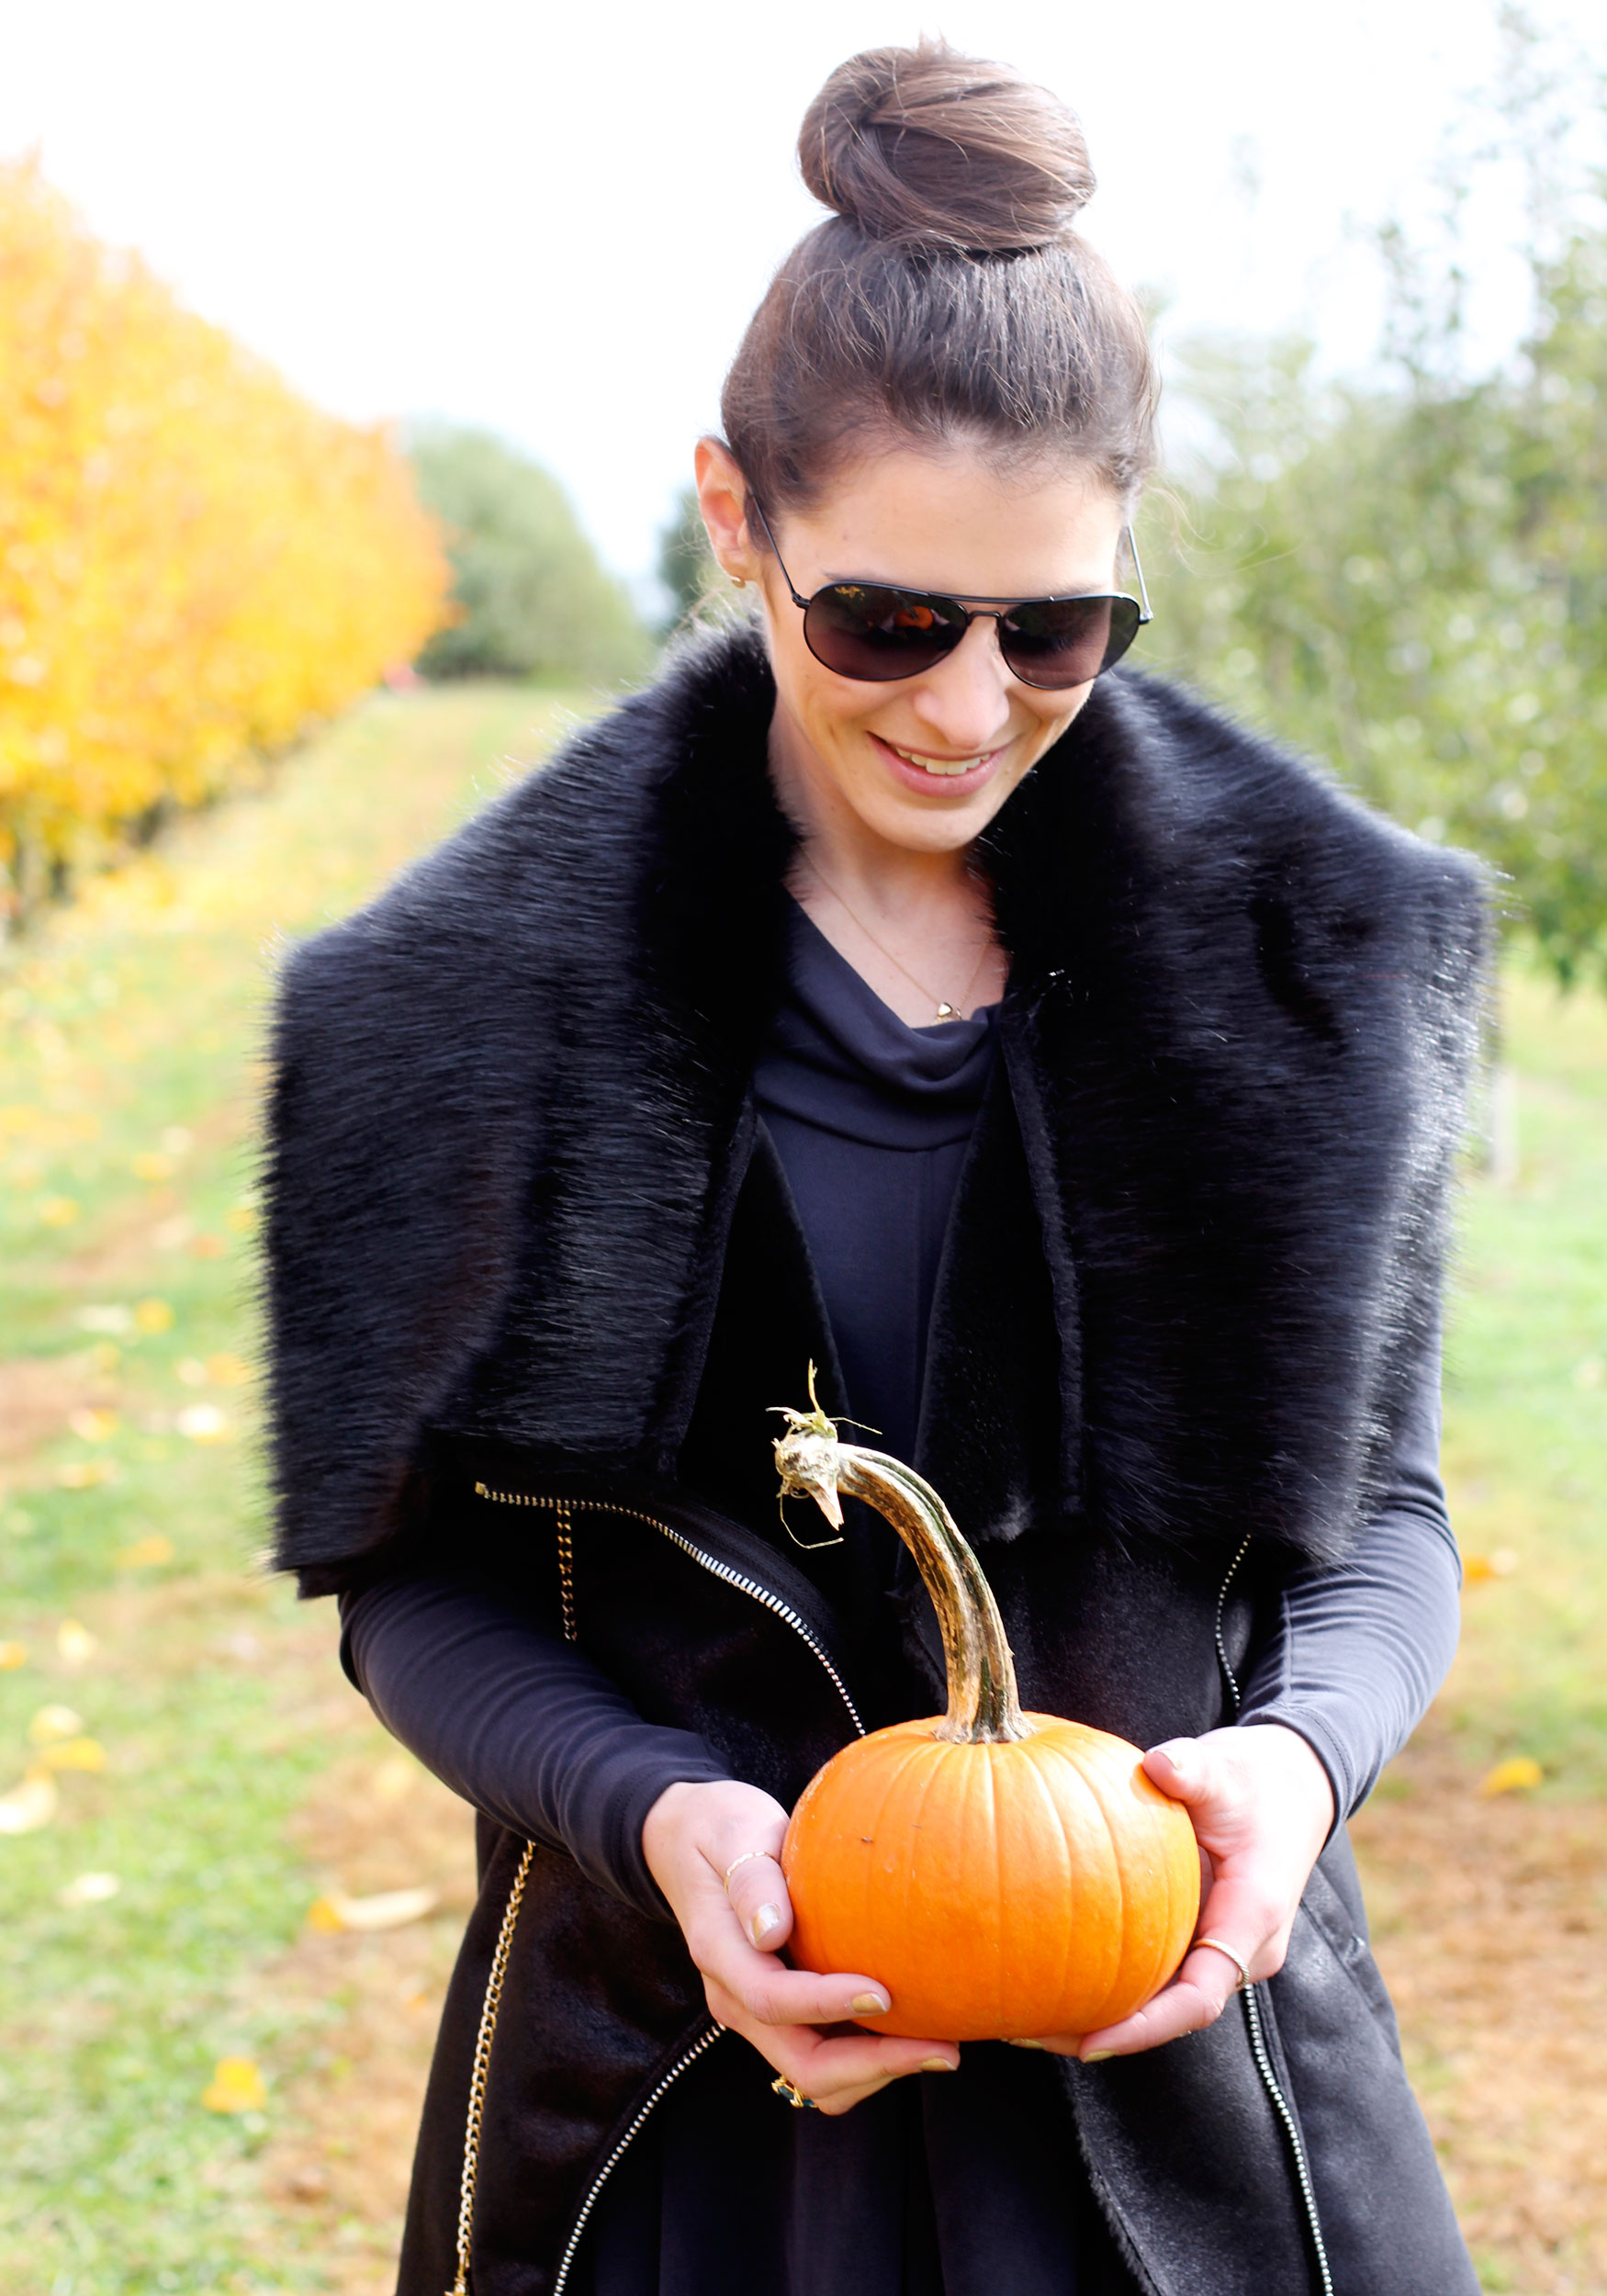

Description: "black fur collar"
264 621 1485 1577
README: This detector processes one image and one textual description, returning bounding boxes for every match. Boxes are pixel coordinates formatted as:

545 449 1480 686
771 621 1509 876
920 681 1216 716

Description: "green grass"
0 681 1601 2289
0 682 586 2292
1439 964 1607 1785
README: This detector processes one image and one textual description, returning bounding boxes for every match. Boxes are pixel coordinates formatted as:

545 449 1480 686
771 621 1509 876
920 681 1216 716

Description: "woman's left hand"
1021 1722 1335 2063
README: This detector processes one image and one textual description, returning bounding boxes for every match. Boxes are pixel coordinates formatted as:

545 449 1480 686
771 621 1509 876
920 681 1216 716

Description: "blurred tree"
408 425 648 686
655 483 722 636
1147 212 1607 986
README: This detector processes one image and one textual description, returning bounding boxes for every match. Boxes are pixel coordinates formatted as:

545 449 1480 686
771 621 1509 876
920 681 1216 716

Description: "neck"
768 712 1003 1025
770 716 975 916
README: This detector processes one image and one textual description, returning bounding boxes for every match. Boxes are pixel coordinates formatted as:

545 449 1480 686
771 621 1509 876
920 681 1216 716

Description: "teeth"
892 744 985 776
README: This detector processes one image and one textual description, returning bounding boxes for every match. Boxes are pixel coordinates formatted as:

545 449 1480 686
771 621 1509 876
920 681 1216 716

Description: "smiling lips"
880 736 1003 781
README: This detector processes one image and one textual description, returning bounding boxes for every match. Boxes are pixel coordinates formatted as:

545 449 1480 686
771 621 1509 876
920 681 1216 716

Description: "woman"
266 43 1485 2296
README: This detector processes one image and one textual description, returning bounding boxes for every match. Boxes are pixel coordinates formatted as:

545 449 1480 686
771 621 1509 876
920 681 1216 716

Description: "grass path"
0 686 576 2292
1 688 1602 2292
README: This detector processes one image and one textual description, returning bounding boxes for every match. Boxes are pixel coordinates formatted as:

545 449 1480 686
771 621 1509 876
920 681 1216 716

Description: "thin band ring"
771 2074 819 2110
723 1848 777 1893
1194 1937 1252 1992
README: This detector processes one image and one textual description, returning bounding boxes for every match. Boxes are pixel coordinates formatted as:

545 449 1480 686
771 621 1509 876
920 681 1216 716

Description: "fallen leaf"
132 1298 174 1334
55 1458 118 1490
28 1705 85 1743
39 1736 107 1773
0 1641 27 1671
373 1755 418 1803
175 1403 229 1442
1463 1548 1519 1584
77 1304 133 1334
0 1770 58 1833
57 1620 98 1665
305 1885 439 1933
1478 1755 1544 1796
60 1870 120 1906
202 2056 267 2113
67 1408 118 1444
115 1535 175 1569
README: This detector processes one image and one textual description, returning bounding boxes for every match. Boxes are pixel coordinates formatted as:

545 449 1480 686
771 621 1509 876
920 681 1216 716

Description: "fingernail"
921 2057 957 2074
751 1903 783 1944
1007 2038 1046 2050
1083 2048 1115 2064
849 1991 890 2016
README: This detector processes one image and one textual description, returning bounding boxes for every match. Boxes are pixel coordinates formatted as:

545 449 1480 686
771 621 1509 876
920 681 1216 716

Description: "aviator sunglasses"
750 501 1152 691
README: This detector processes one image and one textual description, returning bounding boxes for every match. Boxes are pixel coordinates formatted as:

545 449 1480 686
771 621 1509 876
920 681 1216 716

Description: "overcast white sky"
3 0 1601 589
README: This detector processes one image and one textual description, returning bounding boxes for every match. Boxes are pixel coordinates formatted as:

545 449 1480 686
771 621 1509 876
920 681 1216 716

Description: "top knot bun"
799 40 1095 255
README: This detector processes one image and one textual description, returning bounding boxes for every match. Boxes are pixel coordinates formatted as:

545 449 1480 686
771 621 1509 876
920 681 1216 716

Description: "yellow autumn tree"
0 157 450 918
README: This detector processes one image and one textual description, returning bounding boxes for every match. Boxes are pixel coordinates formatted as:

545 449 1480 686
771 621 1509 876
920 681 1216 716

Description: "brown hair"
719 41 1158 521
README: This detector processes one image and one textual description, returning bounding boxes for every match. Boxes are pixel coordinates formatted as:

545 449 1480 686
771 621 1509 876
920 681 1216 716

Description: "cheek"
1018 692 1090 764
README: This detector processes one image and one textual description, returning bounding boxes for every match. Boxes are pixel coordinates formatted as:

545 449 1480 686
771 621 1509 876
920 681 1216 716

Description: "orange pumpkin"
774 1391 1200 2042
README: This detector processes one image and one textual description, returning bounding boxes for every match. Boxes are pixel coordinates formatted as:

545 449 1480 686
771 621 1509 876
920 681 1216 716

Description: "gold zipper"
445 1836 535 2296
445 1483 863 2292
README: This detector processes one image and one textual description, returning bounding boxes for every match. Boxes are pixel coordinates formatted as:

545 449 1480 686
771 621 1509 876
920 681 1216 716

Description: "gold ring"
770 2074 819 2110
1195 1937 1252 1992
723 1849 774 1893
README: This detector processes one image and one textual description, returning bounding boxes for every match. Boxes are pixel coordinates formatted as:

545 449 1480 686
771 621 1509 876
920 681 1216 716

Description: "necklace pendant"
936 1001 956 1019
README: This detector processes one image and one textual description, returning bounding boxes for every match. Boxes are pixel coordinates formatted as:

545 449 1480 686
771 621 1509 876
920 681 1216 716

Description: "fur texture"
264 621 1486 1582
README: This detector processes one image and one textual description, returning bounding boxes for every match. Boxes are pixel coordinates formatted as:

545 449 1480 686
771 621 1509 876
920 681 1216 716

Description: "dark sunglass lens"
804 584 967 681
999 597 1142 688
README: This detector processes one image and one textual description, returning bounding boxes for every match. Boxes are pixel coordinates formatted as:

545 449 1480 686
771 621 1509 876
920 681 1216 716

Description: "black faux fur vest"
264 623 1485 1581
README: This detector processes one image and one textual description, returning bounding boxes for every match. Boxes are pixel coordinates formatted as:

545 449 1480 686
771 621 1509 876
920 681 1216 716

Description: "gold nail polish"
1083 2047 1115 2064
921 2056 957 2074
849 1992 889 2015
751 1902 783 1944
1008 2038 1046 2050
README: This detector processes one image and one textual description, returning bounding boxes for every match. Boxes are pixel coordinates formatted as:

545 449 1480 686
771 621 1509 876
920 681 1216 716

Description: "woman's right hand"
642 1777 959 2116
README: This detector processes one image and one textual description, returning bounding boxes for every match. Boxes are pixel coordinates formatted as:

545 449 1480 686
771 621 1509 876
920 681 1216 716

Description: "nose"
907 615 1017 752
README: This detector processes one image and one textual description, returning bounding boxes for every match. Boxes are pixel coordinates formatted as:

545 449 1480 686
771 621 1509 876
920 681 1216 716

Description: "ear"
694 437 762 585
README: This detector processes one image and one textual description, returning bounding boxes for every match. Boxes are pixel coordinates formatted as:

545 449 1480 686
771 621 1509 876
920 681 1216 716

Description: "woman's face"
695 435 1127 858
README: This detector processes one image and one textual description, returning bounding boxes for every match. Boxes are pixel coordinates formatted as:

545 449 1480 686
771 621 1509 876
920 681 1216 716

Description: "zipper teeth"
473 1484 866 1738
1215 1531 1253 1716
1242 1985 1335 2296
1215 1532 1332 2296
550 2021 724 2296
470 1478 864 2288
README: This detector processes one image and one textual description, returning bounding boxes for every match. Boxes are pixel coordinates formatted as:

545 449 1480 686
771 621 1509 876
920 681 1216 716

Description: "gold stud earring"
731 576 747 590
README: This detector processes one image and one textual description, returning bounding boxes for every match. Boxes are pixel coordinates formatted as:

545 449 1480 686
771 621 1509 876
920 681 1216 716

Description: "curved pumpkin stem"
774 1388 1029 1746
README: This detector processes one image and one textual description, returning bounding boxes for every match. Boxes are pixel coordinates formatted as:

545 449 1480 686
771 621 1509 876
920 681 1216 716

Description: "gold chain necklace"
803 861 995 1020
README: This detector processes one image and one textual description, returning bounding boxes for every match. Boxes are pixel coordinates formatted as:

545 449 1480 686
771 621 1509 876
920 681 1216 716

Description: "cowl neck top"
752 898 999 1479
752 899 997 1151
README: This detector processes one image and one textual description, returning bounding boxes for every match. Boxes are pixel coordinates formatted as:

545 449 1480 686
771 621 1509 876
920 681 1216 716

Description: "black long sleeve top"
342 901 1461 1924
340 900 1463 2296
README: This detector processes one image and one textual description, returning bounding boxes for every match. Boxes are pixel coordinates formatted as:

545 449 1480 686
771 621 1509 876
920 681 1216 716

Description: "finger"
702 1950 894 2029
718 1851 794 1951
1193 1872 1285 1966
718 2009 960 2112
1143 1737 1227 1807
1077 1967 1236 2060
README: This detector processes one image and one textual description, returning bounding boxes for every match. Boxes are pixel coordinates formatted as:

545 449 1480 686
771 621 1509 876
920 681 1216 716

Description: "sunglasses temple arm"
1123 524 1153 624
748 498 812 611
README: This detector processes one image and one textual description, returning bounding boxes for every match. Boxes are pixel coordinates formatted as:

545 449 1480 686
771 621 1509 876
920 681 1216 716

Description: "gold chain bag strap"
445 1499 577 2296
